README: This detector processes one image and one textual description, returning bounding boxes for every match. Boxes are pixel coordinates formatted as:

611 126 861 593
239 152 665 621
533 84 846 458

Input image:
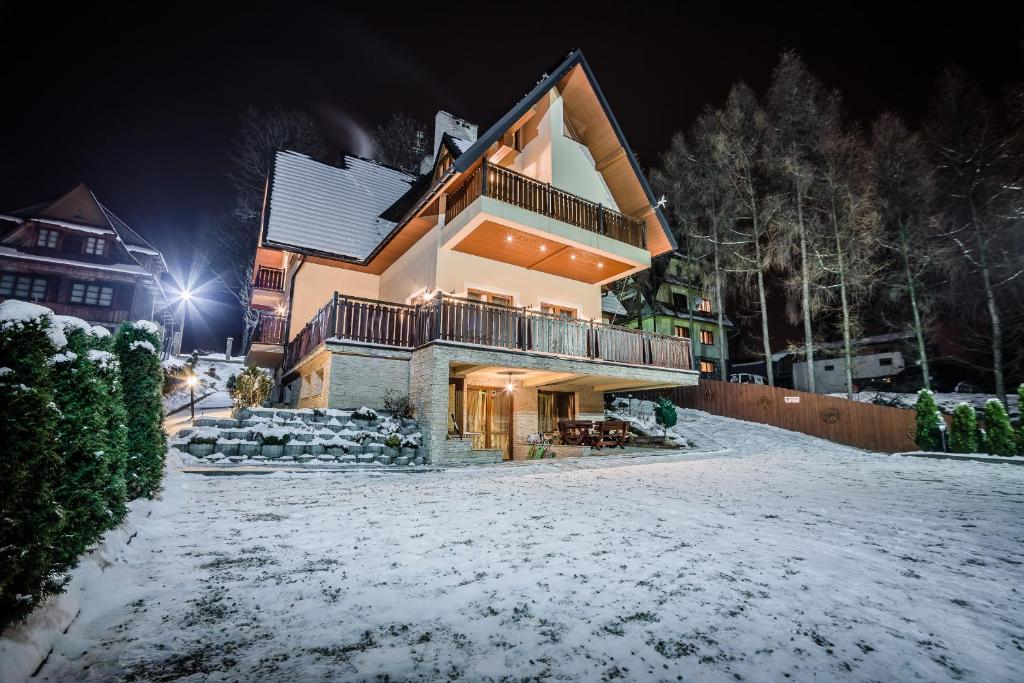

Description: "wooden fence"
627 379 948 453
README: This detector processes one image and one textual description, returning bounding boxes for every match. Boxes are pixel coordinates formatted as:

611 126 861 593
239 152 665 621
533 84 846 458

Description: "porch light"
505 373 514 393
276 304 286 315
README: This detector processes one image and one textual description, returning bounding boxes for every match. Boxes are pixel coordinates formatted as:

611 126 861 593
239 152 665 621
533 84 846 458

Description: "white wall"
289 262 380 340
792 351 907 393
379 225 440 304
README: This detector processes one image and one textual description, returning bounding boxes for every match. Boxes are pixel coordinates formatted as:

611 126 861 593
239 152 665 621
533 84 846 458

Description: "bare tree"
711 83 783 386
767 51 841 392
870 112 940 390
371 112 427 173
925 69 1024 403
202 106 328 347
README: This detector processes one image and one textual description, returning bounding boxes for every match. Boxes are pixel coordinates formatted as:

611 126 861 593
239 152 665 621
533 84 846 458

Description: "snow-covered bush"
50 320 128 569
229 365 272 409
385 433 402 449
383 389 414 418
914 389 941 451
981 399 1015 456
114 320 166 498
91 333 129 523
949 403 978 453
352 406 379 421
654 397 678 436
0 301 65 628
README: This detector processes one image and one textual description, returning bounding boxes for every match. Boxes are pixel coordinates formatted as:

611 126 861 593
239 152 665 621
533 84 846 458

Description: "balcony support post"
598 204 605 236
480 157 487 197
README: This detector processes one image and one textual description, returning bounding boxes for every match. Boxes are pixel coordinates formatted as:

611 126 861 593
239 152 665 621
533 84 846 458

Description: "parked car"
953 381 978 394
729 373 767 385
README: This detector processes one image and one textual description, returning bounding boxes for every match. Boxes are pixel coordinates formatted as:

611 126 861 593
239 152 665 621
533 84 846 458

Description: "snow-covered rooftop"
264 151 418 260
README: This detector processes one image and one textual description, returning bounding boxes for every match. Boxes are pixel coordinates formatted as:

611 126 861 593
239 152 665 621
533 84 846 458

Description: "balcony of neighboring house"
439 160 652 286
246 309 288 368
282 292 693 377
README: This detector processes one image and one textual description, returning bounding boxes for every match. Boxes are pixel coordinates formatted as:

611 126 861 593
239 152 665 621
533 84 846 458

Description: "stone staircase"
172 407 427 467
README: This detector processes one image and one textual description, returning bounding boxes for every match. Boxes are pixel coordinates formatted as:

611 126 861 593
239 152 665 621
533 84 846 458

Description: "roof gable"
451 50 676 255
36 183 110 228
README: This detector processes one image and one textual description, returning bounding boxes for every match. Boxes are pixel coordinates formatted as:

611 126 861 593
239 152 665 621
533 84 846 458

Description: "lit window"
84 237 106 256
70 282 114 307
1 273 47 300
700 329 714 345
699 360 716 374
36 228 58 248
673 325 690 339
541 303 577 319
696 298 712 313
467 289 514 307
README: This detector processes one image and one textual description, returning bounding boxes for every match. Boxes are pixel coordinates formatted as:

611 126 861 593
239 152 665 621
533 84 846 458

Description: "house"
0 184 177 349
616 253 734 378
246 50 698 464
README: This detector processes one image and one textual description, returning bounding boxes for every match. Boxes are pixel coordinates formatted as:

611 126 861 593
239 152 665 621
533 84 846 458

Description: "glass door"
466 387 513 460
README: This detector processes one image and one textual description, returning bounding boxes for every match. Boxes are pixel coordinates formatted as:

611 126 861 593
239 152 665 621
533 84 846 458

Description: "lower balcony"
246 312 288 368
283 293 693 375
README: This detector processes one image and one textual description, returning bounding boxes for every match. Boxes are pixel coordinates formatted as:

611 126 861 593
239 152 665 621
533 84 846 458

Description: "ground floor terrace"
277 294 697 464
33 410 1024 682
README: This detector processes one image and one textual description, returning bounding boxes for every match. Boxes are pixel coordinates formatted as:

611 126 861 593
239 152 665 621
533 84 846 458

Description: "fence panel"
626 380 942 453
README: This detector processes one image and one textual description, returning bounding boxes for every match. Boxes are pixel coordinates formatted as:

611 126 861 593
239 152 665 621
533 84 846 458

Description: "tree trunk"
900 229 931 391
797 189 816 392
831 203 855 399
687 300 700 373
747 175 774 387
969 201 1006 405
713 243 728 382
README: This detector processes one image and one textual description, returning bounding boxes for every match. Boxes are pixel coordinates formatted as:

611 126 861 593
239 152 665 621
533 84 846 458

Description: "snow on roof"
0 246 153 276
449 137 473 154
264 151 417 260
601 291 628 316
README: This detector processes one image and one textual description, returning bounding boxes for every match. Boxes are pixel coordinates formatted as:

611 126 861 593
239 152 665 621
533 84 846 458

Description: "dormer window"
84 236 107 256
36 228 58 248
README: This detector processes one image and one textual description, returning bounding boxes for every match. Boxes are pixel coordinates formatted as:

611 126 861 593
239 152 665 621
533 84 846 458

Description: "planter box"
382 446 399 459
325 446 345 457
227 455 245 463
377 455 392 465
235 408 252 421
339 454 357 464
345 444 365 455
413 456 424 465
316 454 335 463
176 428 194 439
295 455 314 463
394 456 410 466
401 447 417 460
216 443 240 457
278 456 295 463
357 453 376 464
224 429 248 440
250 409 276 419
364 444 385 457
261 444 285 459
194 417 219 427
313 413 331 424
401 418 417 429
293 433 314 443
306 444 325 456
217 419 238 429
283 444 306 458
250 455 267 464
188 443 216 458
326 423 345 433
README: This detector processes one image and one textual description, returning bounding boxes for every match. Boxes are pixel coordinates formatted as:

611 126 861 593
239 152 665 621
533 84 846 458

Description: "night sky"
2 2 1022 350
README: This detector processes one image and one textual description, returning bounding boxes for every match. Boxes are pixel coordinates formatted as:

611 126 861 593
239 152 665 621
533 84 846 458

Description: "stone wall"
325 341 412 410
294 348 332 410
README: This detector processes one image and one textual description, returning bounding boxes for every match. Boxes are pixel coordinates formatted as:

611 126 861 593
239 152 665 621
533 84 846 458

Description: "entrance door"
466 387 513 460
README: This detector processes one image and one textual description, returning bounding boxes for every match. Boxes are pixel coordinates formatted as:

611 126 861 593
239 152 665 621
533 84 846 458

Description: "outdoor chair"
592 420 629 450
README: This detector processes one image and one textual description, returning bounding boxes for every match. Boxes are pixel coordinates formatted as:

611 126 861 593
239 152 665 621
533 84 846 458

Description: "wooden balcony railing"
283 293 691 373
254 266 285 292
7 299 131 325
251 313 287 345
443 160 647 249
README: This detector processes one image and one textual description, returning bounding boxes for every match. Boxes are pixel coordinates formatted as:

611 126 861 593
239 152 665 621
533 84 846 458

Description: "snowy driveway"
40 415 1024 682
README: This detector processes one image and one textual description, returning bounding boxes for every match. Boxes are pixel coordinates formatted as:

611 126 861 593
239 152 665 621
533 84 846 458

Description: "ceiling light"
505 372 514 393
570 254 577 261
597 262 604 268
506 234 513 242
540 244 547 252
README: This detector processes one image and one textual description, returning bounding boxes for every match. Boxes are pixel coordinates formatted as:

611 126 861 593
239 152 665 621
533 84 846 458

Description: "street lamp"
186 372 198 420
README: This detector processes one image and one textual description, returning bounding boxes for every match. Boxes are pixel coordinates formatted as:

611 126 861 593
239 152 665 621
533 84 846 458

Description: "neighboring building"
617 253 735 378
0 183 177 349
246 50 698 464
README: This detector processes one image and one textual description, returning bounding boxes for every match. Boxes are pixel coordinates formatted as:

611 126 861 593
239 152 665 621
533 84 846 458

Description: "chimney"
420 111 478 174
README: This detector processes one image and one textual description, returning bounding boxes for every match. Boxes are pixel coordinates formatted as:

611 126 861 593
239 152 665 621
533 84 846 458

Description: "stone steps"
172 406 427 467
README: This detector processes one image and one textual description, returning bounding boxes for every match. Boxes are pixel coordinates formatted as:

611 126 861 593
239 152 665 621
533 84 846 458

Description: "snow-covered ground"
837 390 1020 420
30 411 1024 682
163 354 242 415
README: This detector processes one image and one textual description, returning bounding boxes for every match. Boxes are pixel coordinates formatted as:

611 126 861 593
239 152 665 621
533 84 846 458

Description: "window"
672 292 688 311
84 237 107 256
467 289 514 307
0 273 47 300
696 297 712 313
700 329 714 345
824 364 835 371
70 282 114 307
673 325 690 339
538 391 575 434
541 303 577 319
879 357 893 366
699 360 716 375
36 228 58 248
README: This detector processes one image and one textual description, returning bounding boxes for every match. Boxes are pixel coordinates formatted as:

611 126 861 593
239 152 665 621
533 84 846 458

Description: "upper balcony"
254 265 285 292
439 160 651 286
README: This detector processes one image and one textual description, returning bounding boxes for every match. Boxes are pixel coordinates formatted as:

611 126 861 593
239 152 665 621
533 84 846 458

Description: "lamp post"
186 373 198 421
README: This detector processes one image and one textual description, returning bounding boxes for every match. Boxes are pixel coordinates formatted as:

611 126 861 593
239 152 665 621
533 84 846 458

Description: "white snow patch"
128 340 156 354
131 320 160 336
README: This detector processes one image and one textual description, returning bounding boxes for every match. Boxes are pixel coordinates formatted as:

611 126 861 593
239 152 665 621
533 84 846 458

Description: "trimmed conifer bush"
230 365 272 409
0 301 66 628
49 319 125 568
948 403 978 453
982 399 1015 456
914 389 941 451
90 328 129 526
654 397 678 437
114 320 166 498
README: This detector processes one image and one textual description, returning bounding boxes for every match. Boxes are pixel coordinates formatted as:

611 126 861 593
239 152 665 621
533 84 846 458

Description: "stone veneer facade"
284 340 696 464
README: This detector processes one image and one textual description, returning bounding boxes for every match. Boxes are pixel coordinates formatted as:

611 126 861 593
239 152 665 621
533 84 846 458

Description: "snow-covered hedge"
0 303 149 630
114 320 166 498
